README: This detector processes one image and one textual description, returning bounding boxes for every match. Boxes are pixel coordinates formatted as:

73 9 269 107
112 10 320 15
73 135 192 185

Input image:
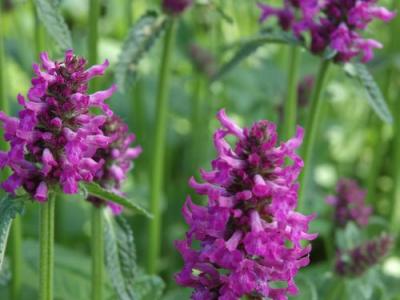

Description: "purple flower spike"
258 0 396 63
335 234 393 277
326 179 372 228
0 51 115 202
163 0 192 15
87 115 142 214
175 109 317 300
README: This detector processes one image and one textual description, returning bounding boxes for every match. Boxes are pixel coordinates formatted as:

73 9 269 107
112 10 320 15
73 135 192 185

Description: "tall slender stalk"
298 59 330 212
283 46 301 139
31 0 45 57
91 207 104 300
147 19 177 274
88 0 100 86
39 193 55 300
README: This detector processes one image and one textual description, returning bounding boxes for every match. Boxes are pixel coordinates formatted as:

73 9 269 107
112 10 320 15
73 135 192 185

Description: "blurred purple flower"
335 234 393 277
175 109 317 300
326 179 372 228
87 115 142 214
258 0 396 63
0 50 115 201
188 43 217 79
163 0 192 15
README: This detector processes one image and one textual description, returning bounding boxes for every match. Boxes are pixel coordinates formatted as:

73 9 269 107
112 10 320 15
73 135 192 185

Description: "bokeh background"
0 0 400 299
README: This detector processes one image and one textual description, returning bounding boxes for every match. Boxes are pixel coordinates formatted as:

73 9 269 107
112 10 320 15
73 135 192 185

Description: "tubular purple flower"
326 179 372 228
0 50 115 201
335 234 393 277
258 0 396 63
175 109 317 300
87 115 142 214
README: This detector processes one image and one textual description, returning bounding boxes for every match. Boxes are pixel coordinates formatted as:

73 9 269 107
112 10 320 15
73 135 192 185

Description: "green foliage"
116 11 167 92
104 213 164 300
335 222 363 251
0 195 25 271
81 182 152 218
0 258 10 286
35 0 73 50
212 29 301 81
346 63 393 123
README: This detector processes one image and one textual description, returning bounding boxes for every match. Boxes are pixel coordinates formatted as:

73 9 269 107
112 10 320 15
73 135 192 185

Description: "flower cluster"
175 109 317 300
258 0 396 63
326 179 372 228
335 234 393 277
87 115 142 214
0 50 116 201
162 0 192 15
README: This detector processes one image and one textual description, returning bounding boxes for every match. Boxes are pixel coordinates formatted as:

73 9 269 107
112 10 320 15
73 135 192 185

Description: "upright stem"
298 60 330 212
11 217 22 300
147 19 177 274
283 46 301 139
91 207 104 300
39 193 55 300
32 0 45 57
88 0 100 89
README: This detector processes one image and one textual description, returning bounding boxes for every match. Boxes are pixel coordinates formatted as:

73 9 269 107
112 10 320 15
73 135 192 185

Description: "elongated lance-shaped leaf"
81 182 152 218
116 11 167 92
104 213 137 300
35 0 72 50
212 29 301 82
132 274 164 300
0 257 10 286
352 63 393 123
0 195 25 271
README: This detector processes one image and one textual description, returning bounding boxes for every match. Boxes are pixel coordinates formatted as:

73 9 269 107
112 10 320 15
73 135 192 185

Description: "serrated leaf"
104 213 137 300
0 258 11 286
35 0 72 50
352 63 393 123
116 11 167 92
335 222 362 251
133 274 164 300
0 195 25 271
81 182 152 218
212 29 301 81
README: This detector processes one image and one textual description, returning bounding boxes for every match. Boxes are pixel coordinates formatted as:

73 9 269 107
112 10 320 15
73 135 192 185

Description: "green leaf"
35 0 72 50
133 274 164 300
81 182 152 218
212 29 301 82
351 63 393 123
0 195 25 271
0 258 10 286
335 222 363 251
116 11 167 92
104 213 137 300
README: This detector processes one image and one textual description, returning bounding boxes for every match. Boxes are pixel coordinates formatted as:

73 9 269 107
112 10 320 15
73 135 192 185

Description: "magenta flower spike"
87 115 142 214
326 179 372 228
163 0 193 15
175 109 317 300
258 0 396 63
335 234 393 277
0 50 116 202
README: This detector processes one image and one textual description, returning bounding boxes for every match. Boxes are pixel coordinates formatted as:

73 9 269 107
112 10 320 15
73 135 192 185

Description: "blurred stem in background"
283 46 301 139
298 59 330 212
389 1 400 233
91 207 104 300
148 18 177 274
1 4 22 300
39 193 55 300
31 0 45 57
87 0 105 298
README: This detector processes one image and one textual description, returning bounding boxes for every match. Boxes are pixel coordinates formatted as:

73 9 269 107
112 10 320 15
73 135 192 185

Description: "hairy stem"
39 193 55 300
91 206 104 300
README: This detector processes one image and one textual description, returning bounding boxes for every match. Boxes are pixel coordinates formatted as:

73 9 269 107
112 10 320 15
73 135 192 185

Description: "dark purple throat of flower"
0 50 116 202
175 109 317 300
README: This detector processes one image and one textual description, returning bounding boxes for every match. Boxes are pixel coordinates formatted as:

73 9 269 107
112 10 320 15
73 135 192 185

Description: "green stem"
298 59 330 212
32 0 45 57
11 217 22 300
91 207 104 300
283 46 301 139
147 19 177 274
88 0 100 91
39 193 55 300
